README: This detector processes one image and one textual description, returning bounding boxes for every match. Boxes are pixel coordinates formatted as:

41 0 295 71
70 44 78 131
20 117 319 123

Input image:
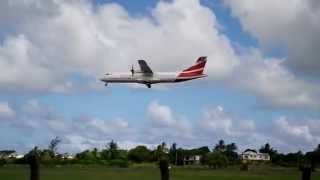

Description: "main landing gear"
146 84 151 88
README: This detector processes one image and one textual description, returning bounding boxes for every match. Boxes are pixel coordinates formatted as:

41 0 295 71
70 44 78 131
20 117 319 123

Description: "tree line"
0 138 319 170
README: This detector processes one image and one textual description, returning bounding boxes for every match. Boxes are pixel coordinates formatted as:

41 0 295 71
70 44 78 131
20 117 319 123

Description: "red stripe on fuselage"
180 68 204 74
178 71 204 77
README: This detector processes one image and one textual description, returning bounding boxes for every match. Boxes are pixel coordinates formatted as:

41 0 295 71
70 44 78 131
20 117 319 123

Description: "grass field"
0 165 319 180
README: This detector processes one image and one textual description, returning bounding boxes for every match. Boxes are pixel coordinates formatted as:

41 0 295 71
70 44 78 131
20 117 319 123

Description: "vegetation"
0 138 319 172
206 151 229 169
128 146 152 163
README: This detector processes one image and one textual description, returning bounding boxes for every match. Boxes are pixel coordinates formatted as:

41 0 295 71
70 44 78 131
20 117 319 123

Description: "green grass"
0 165 319 180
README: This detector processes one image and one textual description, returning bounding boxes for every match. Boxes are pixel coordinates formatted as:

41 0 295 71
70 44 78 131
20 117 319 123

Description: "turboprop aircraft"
101 56 207 88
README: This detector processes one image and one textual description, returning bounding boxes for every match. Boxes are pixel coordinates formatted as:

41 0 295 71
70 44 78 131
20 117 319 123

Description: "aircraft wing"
138 60 153 74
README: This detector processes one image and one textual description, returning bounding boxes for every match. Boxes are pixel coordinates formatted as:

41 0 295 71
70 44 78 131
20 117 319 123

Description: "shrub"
0 159 6 167
206 151 229 169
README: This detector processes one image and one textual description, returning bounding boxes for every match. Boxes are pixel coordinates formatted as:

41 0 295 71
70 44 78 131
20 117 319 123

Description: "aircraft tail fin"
177 56 207 78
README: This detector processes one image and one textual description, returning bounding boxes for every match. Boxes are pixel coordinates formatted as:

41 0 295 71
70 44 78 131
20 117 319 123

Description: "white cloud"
0 0 238 94
0 102 15 119
146 100 192 135
1 0 320 153
3 99 320 153
224 0 320 76
0 0 318 110
200 106 256 137
228 49 320 109
147 101 175 126
272 116 320 151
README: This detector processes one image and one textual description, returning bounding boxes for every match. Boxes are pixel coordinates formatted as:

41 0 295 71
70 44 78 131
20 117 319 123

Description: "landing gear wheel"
105 83 108 86
146 84 151 88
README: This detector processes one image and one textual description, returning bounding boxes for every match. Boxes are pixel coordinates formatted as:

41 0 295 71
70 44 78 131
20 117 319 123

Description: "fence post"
159 158 170 180
29 147 40 180
240 160 249 171
300 164 312 180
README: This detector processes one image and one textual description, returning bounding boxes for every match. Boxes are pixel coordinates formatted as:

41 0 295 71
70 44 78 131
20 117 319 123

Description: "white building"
183 155 201 165
8 154 24 159
241 149 270 161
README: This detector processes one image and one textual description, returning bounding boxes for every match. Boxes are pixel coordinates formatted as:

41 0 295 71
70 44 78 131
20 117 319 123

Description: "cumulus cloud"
228 49 320 109
147 101 175 127
272 116 320 151
1 0 320 153
224 0 320 77
2 98 320 153
0 0 318 109
146 100 193 141
0 0 238 94
2 99 136 152
0 102 15 119
201 106 256 136
1 0 318 110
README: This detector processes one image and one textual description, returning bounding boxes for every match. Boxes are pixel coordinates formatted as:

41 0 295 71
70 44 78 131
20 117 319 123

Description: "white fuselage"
101 71 207 86
101 72 182 85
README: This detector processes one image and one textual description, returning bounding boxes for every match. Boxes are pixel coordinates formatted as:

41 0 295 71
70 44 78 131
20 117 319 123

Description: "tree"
155 142 169 160
214 140 226 152
282 151 303 166
102 140 119 160
213 140 238 163
128 146 151 163
40 150 53 165
224 143 238 163
175 148 185 166
226 143 237 152
0 150 16 159
259 143 277 155
169 143 177 164
259 143 279 164
92 148 99 160
48 137 61 156
206 151 228 169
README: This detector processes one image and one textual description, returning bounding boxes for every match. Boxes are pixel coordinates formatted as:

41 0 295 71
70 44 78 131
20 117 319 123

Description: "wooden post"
240 160 249 171
29 147 40 180
300 164 312 180
159 158 170 180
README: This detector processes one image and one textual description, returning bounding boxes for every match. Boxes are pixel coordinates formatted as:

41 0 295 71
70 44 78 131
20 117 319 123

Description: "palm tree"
226 143 237 152
214 140 226 152
107 140 118 160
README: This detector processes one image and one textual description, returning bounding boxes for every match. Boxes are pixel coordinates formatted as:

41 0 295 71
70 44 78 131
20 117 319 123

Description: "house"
8 154 24 159
241 149 270 161
183 155 201 165
0 150 16 159
60 153 74 160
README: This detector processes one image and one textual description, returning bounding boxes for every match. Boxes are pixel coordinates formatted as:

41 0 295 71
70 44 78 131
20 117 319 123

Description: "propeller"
130 64 134 76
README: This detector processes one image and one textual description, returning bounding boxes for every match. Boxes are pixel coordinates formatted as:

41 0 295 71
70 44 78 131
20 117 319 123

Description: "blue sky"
0 0 319 153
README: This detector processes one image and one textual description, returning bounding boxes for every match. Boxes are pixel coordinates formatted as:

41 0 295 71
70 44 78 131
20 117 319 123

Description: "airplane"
100 56 207 88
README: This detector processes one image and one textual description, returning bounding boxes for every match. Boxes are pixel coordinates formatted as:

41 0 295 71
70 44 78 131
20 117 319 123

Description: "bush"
109 159 129 168
206 152 229 169
0 159 6 167
128 146 151 163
